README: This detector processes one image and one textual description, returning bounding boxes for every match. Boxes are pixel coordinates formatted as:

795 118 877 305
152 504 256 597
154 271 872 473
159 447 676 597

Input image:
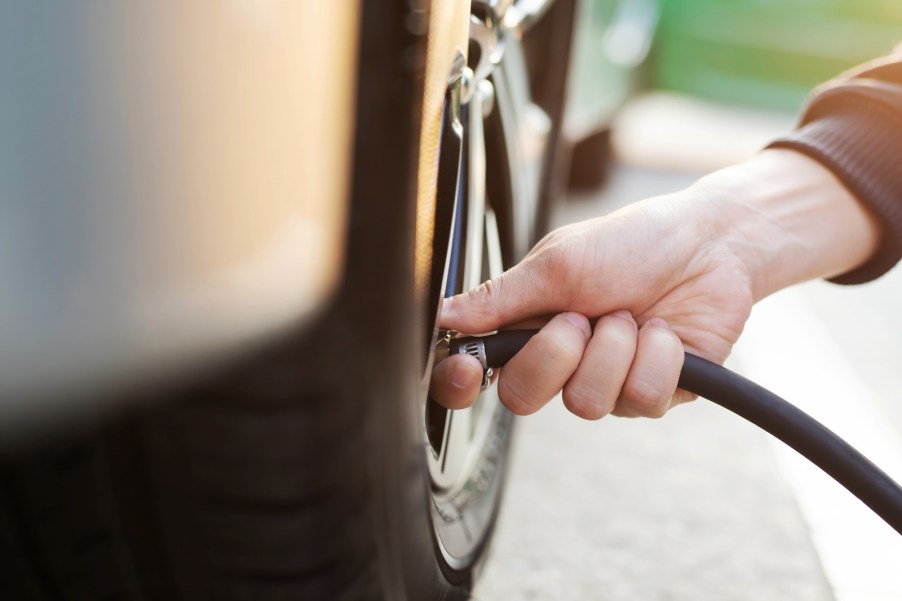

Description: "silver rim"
423 0 553 568
426 72 504 495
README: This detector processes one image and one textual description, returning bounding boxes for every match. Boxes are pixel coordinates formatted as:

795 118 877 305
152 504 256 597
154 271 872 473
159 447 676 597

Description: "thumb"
440 254 567 334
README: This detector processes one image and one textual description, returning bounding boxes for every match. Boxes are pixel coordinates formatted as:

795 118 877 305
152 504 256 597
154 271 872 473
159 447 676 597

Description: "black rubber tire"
0 2 504 600
567 127 614 191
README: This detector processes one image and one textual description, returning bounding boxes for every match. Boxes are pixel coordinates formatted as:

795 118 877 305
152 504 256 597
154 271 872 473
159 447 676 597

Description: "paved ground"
472 94 902 601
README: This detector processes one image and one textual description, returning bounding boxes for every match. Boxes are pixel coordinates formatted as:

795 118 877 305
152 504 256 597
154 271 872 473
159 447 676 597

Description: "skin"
430 148 880 419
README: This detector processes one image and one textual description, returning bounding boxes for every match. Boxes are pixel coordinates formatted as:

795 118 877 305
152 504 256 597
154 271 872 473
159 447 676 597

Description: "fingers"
611 318 685 418
562 311 638 419
563 314 685 419
431 311 688 420
429 353 484 410
440 253 567 335
497 312 591 415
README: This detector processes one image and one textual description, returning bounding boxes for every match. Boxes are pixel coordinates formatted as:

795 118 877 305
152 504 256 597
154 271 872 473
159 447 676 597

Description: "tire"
567 127 614 191
0 3 546 601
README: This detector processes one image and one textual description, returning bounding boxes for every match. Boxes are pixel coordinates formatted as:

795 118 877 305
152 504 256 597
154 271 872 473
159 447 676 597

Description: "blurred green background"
653 0 902 112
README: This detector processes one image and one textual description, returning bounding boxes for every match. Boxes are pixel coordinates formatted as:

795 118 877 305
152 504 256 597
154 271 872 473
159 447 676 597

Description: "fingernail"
645 317 669 329
564 312 592 337
450 361 478 389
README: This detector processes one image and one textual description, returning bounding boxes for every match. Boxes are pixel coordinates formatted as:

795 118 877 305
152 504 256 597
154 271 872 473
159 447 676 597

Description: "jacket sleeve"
766 47 902 284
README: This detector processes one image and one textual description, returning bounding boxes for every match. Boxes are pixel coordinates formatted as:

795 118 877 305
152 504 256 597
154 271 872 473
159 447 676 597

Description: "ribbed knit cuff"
767 96 902 284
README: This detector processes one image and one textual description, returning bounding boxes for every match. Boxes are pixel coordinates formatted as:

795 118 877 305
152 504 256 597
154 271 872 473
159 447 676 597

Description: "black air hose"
449 329 902 535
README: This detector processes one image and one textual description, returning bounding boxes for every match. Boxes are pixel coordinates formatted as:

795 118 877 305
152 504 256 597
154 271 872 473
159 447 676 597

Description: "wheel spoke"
463 89 487 292
485 208 504 281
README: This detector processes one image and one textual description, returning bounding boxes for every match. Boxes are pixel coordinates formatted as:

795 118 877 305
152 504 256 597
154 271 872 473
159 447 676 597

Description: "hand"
431 193 754 419
429 150 879 419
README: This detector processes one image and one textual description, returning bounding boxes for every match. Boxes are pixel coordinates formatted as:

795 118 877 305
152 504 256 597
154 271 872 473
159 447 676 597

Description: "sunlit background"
476 2 902 600
655 0 902 111
2 2 901 600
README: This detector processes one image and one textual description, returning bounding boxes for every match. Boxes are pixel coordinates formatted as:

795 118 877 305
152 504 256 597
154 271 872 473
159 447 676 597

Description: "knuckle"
671 390 698 408
533 230 559 250
623 377 670 418
541 328 587 366
535 224 573 249
527 243 565 281
469 277 495 306
498 375 539 416
562 385 611 420
466 277 504 321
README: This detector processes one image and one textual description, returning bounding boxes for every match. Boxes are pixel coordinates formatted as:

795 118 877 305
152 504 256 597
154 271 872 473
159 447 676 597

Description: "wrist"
691 148 880 301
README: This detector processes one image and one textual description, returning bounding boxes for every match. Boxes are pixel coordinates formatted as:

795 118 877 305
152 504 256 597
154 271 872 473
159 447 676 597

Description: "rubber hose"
457 329 902 536
679 353 902 536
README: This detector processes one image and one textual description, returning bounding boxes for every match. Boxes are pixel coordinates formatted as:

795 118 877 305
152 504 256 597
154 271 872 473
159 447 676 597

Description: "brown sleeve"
766 51 902 284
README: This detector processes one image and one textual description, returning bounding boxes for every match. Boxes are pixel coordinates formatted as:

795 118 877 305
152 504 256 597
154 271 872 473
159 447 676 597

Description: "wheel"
423 70 515 582
0 2 554 600
567 127 614 191
415 0 554 590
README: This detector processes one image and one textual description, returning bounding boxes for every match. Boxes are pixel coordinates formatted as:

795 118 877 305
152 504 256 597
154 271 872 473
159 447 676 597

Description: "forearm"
695 148 880 302
767 51 902 284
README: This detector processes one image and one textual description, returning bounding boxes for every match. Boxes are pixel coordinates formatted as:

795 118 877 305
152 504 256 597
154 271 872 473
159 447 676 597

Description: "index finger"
440 254 567 334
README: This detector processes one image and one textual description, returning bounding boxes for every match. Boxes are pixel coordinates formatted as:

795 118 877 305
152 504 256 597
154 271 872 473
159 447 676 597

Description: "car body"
0 2 653 599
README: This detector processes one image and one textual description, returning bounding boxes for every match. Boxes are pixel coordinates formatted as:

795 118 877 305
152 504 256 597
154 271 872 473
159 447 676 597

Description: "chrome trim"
464 0 553 103
462 11 502 104
454 338 492 391
463 87 487 293
485 208 504 279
